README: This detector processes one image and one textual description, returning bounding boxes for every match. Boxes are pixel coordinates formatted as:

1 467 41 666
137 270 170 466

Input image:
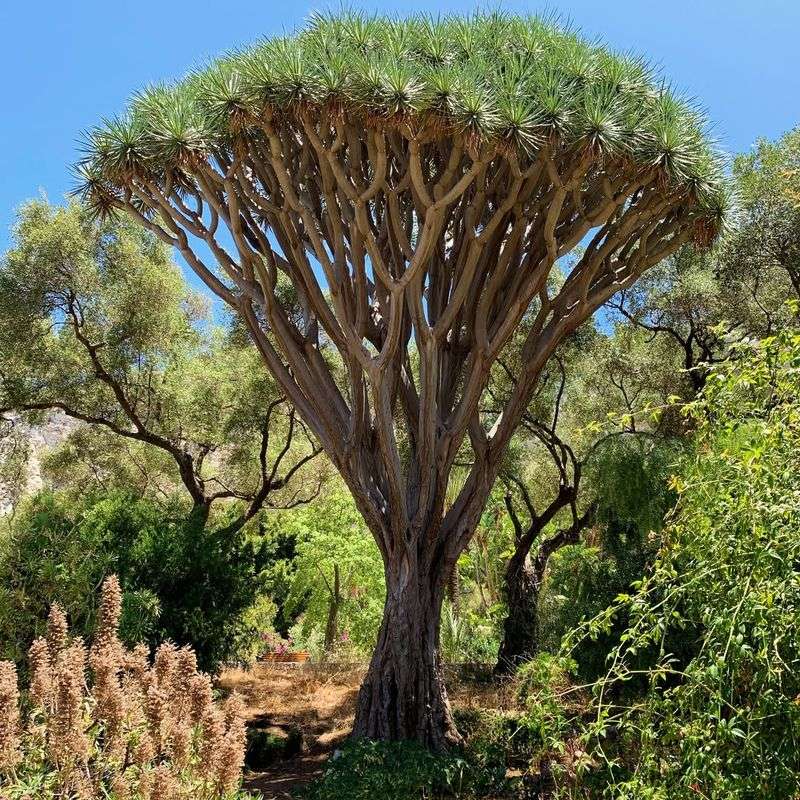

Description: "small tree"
610 244 794 394
79 12 725 747
492 325 682 673
726 128 800 299
0 201 321 527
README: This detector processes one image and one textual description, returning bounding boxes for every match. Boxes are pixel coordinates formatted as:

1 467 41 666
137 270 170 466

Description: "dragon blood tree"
78 12 726 748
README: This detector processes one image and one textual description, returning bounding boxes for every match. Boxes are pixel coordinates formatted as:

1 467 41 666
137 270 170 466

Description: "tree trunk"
324 564 341 652
352 559 461 751
495 551 543 675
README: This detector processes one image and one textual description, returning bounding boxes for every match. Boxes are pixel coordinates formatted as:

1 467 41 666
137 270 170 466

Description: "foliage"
283 488 384 658
608 244 793 394
539 436 681 680
0 576 252 799
454 708 542 796
0 491 271 672
228 595 278 667
724 127 800 298
252 522 304 639
569 326 800 798
82 13 724 212
440 602 501 665
587 435 681 537
302 739 472 800
0 199 319 520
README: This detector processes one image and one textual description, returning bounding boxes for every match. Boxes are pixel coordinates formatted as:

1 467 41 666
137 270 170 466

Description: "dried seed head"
167 720 192 770
95 575 123 651
151 763 179 800
189 673 214 725
200 706 225 770
175 646 198 683
89 577 131 758
51 640 89 766
0 660 21 772
223 692 246 734
145 683 168 746
172 646 198 719
124 643 150 677
215 693 247 794
137 768 154 800
111 771 132 800
46 603 69 660
28 637 53 710
133 731 156 768
123 643 152 701
91 660 126 756
216 731 246 795
66 766 93 799
153 642 178 690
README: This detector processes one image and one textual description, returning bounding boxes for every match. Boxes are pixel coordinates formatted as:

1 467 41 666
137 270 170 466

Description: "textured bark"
496 553 543 675
353 557 460 750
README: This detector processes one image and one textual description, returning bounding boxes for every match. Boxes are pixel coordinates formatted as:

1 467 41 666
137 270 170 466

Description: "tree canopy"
0 201 320 524
80 12 725 215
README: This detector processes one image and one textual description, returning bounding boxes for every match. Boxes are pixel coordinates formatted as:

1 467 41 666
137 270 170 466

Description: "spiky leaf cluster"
79 11 726 218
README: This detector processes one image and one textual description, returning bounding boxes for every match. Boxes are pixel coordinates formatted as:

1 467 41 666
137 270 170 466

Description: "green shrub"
539 437 683 682
454 708 540 796
303 716 553 800
302 740 471 800
440 603 502 665
569 329 800 799
282 488 385 659
0 490 271 673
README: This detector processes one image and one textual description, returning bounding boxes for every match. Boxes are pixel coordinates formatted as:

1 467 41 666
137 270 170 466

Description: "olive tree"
0 201 321 526
78 12 725 747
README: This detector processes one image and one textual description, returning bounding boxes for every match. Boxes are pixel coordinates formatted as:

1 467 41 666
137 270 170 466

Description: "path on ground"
219 663 364 799
219 662 517 798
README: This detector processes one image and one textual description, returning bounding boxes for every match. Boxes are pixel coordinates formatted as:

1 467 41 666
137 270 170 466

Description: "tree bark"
352 557 461 751
495 551 544 675
324 563 341 653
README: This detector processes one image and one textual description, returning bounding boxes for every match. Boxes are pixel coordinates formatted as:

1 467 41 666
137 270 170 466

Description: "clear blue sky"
1 0 797 250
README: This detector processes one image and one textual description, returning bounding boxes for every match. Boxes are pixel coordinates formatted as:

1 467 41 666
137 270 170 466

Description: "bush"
454 708 540 796
304 717 551 800
282 488 385 659
539 437 682 682
0 576 253 799
570 329 800 799
440 603 502 665
0 491 271 673
302 740 471 800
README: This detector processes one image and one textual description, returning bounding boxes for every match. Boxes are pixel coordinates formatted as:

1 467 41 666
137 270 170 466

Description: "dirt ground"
219 663 518 799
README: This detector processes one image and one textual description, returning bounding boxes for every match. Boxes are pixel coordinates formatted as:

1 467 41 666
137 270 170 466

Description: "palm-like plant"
77 11 726 749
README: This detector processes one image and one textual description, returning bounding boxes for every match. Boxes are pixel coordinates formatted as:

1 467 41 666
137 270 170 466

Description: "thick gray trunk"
352 558 461 751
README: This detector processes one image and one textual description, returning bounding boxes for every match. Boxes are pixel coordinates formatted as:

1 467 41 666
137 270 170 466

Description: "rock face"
0 412 76 514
